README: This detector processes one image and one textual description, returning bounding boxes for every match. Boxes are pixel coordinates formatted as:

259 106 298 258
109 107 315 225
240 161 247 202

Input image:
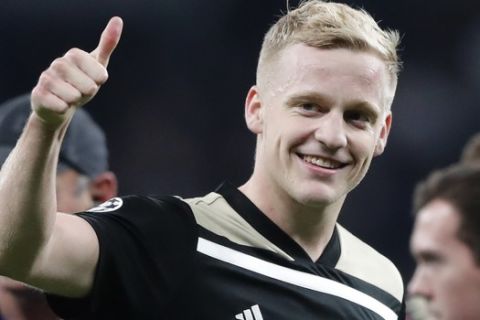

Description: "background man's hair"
461 132 480 165
257 0 401 91
413 164 480 264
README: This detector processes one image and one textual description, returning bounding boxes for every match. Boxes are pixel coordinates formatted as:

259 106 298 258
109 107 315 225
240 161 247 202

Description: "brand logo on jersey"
235 304 263 320
87 197 123 213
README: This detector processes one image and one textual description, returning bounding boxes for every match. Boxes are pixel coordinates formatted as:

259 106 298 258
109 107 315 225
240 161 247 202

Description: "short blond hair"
257 0 401 89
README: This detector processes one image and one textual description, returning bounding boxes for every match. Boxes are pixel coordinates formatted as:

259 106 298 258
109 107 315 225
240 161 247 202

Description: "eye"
344 110 372 127
296 103 325 115
416 251 445 268
300 103 318 111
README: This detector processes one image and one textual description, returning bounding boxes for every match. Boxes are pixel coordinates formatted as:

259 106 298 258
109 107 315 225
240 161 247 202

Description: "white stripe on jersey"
197 237 397 320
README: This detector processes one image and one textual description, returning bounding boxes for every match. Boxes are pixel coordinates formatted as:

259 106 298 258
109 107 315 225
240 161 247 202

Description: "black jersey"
47 182 405 319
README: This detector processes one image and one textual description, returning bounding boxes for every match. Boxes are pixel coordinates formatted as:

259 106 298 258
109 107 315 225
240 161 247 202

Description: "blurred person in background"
408 164 480 320
0 93 117 319
406 131 480 320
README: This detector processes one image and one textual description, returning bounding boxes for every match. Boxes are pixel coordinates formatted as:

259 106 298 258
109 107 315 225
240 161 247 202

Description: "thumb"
90 16 123 67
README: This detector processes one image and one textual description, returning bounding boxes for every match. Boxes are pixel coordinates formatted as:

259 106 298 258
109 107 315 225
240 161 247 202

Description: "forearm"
0 112 68 279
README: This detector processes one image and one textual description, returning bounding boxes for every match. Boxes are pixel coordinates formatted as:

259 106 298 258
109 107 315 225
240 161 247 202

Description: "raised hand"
31 17 123 129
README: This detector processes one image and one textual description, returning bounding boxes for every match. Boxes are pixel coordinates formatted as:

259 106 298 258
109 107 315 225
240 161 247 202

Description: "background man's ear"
244 86 264 134
90 171 118 202
374 112 392 156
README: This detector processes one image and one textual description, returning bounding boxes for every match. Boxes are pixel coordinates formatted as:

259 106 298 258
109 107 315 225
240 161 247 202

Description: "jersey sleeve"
46 195 198 319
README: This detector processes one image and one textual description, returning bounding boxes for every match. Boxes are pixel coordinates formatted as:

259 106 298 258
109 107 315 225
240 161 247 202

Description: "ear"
244 85 263 134
90 171 118 202
374 112 392 156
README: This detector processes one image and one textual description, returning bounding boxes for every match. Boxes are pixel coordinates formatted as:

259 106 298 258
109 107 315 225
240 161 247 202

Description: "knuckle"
72 90 83 101
65 47 82 59
97 70 109 84
50 58 67 73
85 84 99 96
63 90 82 105
65 48 89 65
38 72 53 88
31 86 43 101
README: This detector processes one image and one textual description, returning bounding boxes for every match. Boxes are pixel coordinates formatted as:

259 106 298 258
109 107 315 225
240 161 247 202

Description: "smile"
299 154 346 169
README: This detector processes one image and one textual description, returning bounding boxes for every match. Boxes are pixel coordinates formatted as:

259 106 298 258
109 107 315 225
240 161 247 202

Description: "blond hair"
257 0 401 89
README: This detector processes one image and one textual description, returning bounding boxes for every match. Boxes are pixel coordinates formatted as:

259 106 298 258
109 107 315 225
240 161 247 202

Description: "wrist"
29 108 73 134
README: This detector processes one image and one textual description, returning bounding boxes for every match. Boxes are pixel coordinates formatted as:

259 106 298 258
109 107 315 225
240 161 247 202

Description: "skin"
56 169 94 213
56 169 118 213
0 169 117 319
409 199 480 320
240 44 393 260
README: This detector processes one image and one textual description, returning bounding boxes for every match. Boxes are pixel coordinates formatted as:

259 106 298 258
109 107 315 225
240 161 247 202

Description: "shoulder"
181 191 244 238
335 224 404 303
84 194 192 216
182 192 229 218
79 194 197 237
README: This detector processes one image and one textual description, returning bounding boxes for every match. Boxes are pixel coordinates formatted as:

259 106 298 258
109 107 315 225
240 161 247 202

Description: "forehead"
277 45 387 82
265 44 391 109
411 200 461 252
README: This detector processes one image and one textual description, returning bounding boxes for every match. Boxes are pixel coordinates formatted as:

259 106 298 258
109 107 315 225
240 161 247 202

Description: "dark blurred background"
1 0 479 286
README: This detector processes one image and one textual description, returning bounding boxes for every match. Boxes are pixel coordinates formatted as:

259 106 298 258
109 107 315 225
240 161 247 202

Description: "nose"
313 111 347 151
408 268 432 299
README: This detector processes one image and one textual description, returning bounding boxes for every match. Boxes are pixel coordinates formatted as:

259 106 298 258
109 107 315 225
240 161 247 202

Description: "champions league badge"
87 197 123 213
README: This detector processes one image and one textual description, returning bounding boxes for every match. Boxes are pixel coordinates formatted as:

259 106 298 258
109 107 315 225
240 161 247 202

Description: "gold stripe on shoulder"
335 224 404 302
183 192 294 261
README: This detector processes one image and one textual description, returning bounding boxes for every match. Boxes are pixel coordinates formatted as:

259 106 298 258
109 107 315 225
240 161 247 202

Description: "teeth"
302 155 342 169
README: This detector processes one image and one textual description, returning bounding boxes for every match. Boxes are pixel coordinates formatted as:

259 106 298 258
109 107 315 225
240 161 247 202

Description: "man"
408 164 480 320
0 94 118 319
0 1 404 319
405 132 480 320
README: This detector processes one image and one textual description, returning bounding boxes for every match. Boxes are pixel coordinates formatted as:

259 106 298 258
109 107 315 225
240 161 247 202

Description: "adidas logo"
235 304 264 320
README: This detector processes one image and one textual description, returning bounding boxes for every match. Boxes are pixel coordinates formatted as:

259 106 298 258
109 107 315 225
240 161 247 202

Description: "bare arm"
0 17 123 297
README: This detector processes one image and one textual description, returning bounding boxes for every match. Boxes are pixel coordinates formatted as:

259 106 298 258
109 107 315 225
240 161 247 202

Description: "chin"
293 190 339 208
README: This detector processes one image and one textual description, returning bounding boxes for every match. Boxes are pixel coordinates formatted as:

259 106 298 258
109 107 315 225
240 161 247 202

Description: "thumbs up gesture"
31 17 123 129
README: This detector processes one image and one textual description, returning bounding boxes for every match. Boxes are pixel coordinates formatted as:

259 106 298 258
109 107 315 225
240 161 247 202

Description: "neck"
239 176 345 261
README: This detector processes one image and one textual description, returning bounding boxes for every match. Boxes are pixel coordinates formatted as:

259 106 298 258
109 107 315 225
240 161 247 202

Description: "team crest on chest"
87 197 123 213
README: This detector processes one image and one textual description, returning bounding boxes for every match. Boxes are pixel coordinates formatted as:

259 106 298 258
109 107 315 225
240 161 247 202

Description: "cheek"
56 189 93 213
73 191 95 213
444 265 480 293
348 130 377 162
431 260 480 310
434 276 480 319
264 117 308 151
56 192 76 213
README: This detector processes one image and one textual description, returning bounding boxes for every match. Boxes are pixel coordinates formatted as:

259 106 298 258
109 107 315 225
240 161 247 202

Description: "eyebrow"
413 249 443 263
286 91 334 107
287 91 381 120
345 101 380 123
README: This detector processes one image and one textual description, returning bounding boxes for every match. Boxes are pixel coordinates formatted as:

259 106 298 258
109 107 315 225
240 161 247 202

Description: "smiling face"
245 44 393 208
409 199 480 320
